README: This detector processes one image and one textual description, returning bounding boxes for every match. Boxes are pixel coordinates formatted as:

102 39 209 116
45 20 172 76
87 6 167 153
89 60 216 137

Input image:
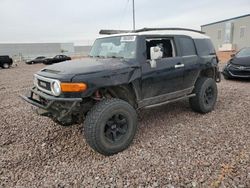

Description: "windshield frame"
89 35 138 59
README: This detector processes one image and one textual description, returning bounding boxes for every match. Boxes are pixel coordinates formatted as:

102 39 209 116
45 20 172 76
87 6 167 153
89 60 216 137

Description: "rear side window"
194 39 215 56
179 37 196 56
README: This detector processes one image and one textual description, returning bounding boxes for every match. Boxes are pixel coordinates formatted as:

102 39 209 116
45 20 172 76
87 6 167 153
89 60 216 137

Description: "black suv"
0 55 13 69
21 28 221 156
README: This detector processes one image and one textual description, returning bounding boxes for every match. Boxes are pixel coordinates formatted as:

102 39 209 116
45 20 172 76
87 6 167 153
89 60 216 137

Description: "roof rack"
99 30 132 35
99 27 205 35
135 28 205 34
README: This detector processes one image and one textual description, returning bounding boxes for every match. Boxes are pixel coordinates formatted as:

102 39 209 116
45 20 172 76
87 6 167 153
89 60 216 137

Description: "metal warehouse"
0 43 75 59
201 14 250 52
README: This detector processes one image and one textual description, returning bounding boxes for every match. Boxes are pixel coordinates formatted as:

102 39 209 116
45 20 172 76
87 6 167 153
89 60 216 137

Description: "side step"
143 94 195 109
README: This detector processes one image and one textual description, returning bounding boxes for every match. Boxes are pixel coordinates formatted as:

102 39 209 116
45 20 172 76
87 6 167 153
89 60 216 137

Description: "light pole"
132 0 135 30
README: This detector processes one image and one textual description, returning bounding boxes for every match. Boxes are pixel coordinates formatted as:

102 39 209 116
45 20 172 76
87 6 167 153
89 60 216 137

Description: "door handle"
174 63 184 69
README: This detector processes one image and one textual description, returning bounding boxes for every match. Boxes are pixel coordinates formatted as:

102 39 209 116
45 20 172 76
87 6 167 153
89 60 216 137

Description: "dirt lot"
0 63 249 187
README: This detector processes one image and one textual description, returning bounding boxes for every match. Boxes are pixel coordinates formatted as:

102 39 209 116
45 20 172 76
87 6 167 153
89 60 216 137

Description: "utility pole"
132 0 135 30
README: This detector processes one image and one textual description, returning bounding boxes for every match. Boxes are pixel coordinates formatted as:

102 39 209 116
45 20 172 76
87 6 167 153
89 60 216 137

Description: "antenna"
132 0 135 30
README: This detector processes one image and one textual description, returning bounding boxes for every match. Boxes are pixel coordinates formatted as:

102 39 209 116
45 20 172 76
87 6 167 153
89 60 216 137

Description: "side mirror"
231 54 235 58
149 46 163 68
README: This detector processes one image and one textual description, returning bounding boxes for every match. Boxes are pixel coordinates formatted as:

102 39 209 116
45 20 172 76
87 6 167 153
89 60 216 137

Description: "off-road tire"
189 77 218 113
3 63 10 69
84 98 138 156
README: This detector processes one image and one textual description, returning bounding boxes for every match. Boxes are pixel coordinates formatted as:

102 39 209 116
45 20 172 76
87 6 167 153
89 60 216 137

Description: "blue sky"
0 0 249 45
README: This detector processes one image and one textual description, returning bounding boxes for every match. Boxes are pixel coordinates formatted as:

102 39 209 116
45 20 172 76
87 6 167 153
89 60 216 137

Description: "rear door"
177 36 200 89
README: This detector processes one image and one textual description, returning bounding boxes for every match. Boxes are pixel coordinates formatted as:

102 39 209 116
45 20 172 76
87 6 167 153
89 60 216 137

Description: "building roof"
201 14 250 27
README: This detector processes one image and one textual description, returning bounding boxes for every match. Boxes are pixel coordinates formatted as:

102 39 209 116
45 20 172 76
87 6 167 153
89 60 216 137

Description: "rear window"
179 37 196 56
194 39 215 56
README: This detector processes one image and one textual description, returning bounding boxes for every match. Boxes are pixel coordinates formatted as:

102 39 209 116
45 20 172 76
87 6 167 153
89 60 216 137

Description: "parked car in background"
222 47 250 79
0 55 13 69
43 55 71 65
26 56 46 64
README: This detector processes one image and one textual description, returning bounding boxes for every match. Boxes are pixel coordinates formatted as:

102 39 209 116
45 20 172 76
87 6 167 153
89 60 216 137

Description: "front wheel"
84 98 138 156
189 77 218 113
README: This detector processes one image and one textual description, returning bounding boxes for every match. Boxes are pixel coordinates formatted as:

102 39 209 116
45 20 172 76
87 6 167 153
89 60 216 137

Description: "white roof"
98 30 210 39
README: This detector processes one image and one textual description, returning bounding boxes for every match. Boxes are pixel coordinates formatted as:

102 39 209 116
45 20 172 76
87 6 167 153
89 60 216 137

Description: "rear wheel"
84 98 137 156
189 77 218 113
3 63 10 69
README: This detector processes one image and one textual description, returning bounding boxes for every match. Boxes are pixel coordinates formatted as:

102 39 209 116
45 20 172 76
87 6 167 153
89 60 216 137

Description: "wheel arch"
94 83 139 108
199 67 217 80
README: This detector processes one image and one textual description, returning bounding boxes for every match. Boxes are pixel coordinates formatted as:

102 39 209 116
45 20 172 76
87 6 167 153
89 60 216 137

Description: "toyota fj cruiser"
21 28 221 156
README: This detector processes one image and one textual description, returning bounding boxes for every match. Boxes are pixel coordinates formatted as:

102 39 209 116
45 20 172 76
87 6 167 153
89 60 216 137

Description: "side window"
194 39 215 56
179 37 196 56
146 38 175 60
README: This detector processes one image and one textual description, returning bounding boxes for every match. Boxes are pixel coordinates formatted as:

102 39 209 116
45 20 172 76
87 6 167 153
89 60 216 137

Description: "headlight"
51 80 61 96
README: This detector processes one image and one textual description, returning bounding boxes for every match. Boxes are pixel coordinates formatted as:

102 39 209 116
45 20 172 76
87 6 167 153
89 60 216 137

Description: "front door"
141 37 185 100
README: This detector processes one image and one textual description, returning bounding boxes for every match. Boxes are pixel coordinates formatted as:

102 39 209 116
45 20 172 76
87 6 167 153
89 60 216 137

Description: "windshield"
236 48 250 58
90 36 137 59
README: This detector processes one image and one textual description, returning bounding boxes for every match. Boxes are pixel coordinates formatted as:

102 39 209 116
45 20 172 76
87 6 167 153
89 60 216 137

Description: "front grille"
230 64 250 70
228 65 250 77
34 74 59 96
38 80 51 91
229 70 250 77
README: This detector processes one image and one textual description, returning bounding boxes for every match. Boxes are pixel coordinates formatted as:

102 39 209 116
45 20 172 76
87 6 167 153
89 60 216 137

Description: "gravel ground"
0 63 249 187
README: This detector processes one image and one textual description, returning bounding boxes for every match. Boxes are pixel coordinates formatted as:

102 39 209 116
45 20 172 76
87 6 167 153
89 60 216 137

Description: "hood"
37 57 134 80
231 56 250 66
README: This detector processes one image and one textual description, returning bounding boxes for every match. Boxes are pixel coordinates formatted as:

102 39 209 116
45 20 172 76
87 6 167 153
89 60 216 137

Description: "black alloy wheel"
104 114 128 143
84 98 138 156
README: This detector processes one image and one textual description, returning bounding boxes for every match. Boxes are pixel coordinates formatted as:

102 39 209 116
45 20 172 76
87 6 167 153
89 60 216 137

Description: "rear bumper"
20 87 82 121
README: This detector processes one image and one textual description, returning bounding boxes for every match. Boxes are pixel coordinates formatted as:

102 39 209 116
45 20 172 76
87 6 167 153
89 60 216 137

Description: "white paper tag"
120 36 136 42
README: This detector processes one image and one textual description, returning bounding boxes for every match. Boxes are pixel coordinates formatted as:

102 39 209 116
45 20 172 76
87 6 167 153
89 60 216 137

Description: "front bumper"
223 64 250 78
20 87 82 121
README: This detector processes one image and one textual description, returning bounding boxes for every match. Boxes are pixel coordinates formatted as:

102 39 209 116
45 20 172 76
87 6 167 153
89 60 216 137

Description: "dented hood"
41 58 130 75
37 58 135 81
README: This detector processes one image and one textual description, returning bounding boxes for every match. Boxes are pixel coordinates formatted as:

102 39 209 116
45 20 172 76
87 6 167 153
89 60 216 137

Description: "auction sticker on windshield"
121 36 136 42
